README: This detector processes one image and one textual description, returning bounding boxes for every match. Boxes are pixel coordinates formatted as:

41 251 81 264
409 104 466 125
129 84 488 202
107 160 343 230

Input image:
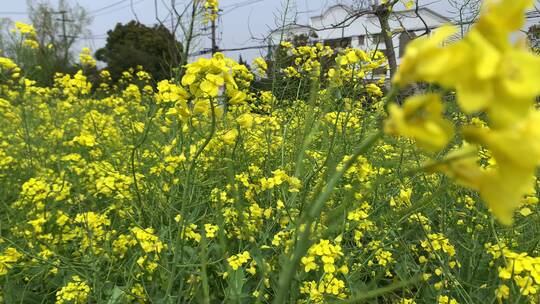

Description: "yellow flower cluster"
300 240 348 302
74 212 111 253
90 162 134 200
204 0 219 22
332 48 388 88
347 201 375 246
385 94 454 152
55 276 91 304
132 227 166 272
79 47 96 68
389 187 413 209
14 176 71 211
0 247 22 276
299 275 347 303
339 154 380 189
302 239 346 274
0 57 21 80
421 233 456 257
14 22 39 49
227 251 251 270
158 52 253 122
497 249 540 299
14 22 36 36
55 71 93 97
0 57 18 72
183 53 247 99
437 295 459 304
204 223 219 238
156 79 189 105
259 169 302 192
281 43 334 79
252 57 267 77
387 0 540 225
324 111 361 132
183 224 202 243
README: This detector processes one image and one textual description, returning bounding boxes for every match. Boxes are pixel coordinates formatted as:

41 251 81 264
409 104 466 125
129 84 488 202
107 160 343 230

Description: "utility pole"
210 10 220 55
211 18 218 54
53 10 73 64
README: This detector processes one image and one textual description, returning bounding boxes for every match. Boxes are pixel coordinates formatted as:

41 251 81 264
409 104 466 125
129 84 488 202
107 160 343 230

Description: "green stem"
336 275 421 304
273 130 383 304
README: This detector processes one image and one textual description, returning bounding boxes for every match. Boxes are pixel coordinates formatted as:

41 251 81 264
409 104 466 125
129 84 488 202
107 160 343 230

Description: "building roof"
310 4 451 24
392 7 451 23
311 4 356 20
268 4 451 43
269 23 315 34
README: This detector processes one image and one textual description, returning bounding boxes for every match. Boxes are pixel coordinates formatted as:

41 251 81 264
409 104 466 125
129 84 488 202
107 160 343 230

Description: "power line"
191 44 267 56
0 0 140 18
221 0 263 9
91 0 146 17
0 11 28 15
90 0 129 14
221 0 264 15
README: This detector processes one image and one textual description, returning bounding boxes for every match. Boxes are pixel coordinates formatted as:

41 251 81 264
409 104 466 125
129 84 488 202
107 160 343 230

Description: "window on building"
358 35 365 46
323 37 352 49
293 34 310 47
370 33 384 47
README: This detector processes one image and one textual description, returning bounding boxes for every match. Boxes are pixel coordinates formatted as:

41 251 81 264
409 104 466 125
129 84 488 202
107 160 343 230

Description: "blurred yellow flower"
385 94 453 152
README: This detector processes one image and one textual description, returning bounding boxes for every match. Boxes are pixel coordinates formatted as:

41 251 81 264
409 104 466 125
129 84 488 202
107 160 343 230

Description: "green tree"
27 0 92 67
95 21 183 82
0 1 92 85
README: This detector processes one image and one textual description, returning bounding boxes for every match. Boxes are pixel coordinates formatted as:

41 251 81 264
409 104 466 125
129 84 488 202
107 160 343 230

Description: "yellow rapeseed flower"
385 94 454 152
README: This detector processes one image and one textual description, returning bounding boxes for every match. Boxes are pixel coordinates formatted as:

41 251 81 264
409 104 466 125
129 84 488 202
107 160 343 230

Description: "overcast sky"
0 0 538 63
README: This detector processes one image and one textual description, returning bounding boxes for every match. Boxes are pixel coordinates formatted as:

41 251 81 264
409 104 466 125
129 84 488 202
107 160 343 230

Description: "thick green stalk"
336 275 421 303
273 130 383 304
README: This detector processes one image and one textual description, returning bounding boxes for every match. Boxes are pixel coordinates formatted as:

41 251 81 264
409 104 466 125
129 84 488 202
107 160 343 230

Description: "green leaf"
226 269 247 301
106 286 127 304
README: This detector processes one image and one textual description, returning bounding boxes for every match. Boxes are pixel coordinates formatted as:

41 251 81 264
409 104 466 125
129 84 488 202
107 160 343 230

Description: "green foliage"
0 22 74 86
0 1 92 85
28 0 92 62
27 0 92 84
96 21 183 82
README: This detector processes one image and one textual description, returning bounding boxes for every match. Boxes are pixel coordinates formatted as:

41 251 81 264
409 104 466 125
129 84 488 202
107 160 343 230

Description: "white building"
269 4 451 63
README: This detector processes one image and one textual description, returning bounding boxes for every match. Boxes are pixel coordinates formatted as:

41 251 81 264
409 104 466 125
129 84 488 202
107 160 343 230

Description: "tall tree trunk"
374 5 398 79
